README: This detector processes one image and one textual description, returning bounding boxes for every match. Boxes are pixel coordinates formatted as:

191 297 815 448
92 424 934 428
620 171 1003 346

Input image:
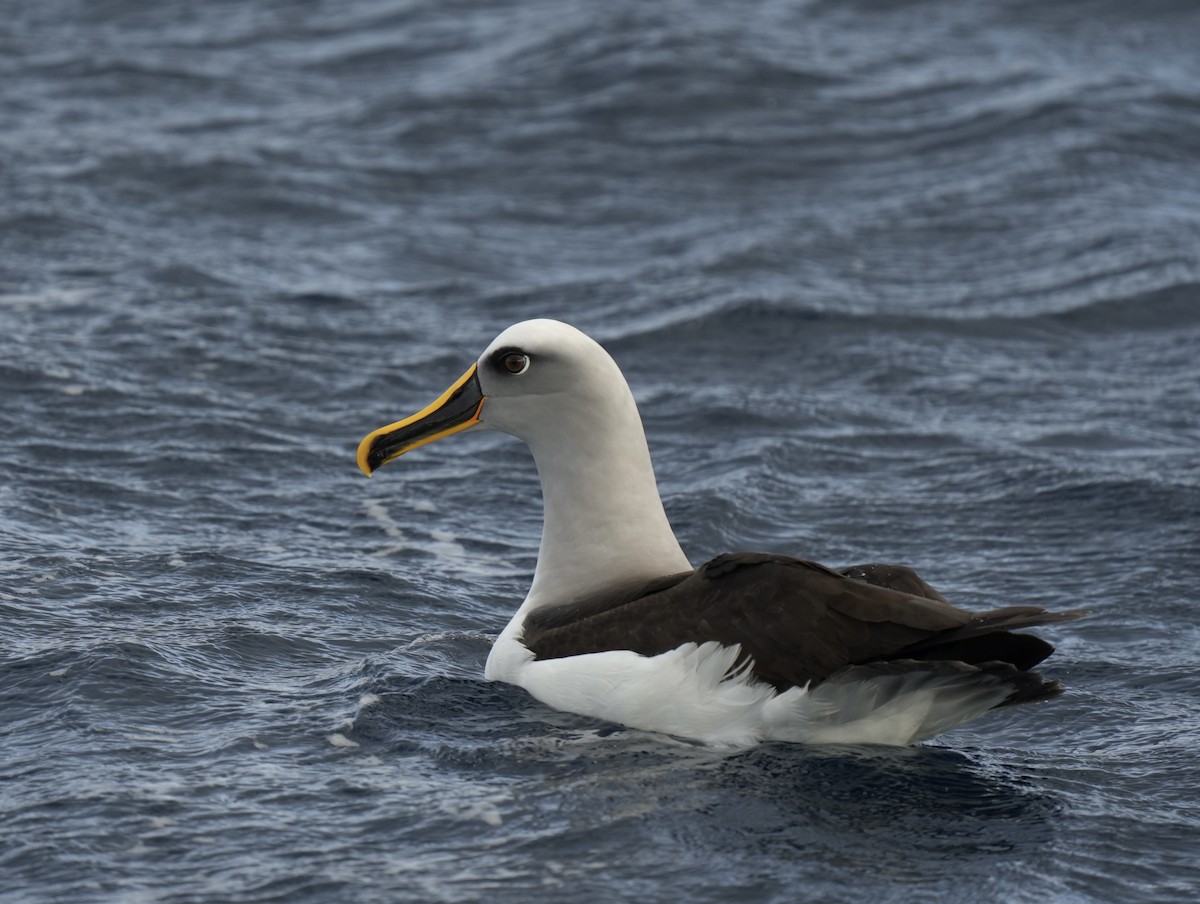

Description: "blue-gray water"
3 1 1199 901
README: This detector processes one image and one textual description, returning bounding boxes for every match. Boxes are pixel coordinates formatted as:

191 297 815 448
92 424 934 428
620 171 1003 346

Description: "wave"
586 275 1200 347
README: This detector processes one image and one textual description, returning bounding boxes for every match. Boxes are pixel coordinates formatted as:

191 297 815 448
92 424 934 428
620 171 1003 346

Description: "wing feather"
520 552 1083 691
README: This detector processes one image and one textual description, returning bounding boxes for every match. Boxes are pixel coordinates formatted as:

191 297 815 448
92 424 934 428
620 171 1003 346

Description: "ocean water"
3 1 1199 901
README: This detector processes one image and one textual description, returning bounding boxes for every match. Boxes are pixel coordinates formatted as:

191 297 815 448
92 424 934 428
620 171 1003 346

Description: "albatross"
357 319 1083 747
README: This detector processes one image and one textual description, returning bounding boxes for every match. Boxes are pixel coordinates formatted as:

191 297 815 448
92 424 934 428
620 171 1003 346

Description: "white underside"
484 629 1014 747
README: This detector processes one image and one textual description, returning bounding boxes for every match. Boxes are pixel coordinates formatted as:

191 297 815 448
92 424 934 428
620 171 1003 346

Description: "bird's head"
357 319 630 476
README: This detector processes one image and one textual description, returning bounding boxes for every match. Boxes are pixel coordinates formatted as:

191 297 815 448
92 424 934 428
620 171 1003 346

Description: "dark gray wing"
521 552 1085 692
839 562 949 602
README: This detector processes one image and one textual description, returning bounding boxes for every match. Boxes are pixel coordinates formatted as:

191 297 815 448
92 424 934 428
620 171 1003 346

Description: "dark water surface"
3 1 1200 901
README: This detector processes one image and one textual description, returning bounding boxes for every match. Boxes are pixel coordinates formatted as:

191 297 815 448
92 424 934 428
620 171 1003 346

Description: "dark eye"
503 353 530 375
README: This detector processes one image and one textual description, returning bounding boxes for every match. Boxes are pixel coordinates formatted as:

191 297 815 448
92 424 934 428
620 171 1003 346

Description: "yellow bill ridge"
356 364 484 476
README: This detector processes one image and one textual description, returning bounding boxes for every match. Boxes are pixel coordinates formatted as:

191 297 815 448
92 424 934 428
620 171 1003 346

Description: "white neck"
521 388 690 611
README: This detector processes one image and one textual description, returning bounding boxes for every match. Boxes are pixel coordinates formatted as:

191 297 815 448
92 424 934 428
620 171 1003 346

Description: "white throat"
522 399 691 609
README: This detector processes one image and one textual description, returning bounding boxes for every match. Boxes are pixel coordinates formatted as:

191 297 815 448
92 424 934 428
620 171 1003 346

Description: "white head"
473 319 644 455
359 319 639 471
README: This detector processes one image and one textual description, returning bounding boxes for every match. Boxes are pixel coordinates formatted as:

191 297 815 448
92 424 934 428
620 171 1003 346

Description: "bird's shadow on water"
694 743 1058 861
561 738 1063 885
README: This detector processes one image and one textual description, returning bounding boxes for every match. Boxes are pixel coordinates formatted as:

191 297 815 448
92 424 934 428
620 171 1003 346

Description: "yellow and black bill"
356 364 485 476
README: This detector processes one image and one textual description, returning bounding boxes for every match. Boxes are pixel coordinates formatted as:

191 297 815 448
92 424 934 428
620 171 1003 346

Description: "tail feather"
896 606 1086 668
777 659 1063 745
902 630 1056 671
